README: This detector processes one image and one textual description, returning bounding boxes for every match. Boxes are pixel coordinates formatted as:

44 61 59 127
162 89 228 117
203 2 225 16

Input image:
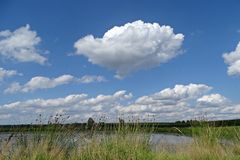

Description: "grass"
1 119 240 159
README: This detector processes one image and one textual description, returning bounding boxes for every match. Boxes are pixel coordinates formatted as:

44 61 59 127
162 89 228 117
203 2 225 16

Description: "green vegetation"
1 118 240 133
1 117 240 159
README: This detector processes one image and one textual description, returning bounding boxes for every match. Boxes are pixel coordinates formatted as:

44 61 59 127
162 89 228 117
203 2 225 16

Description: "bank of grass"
152 124 240 160
1 122 240 159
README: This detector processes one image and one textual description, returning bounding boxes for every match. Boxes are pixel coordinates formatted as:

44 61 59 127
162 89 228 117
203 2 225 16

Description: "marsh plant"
0 115 240 160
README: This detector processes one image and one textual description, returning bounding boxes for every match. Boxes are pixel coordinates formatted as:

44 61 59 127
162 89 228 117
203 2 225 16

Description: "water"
150 133 192 145
149 133 192 152
0 132 192 146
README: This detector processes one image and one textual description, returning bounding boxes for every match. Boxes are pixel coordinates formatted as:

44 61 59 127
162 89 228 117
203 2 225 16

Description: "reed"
0 116 240 160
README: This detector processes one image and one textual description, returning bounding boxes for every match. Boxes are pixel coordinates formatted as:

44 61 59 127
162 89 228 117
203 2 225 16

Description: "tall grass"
156 123 240 160
1 117 240 160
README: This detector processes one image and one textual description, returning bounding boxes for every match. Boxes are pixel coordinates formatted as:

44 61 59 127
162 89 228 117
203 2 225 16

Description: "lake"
0 132 192 146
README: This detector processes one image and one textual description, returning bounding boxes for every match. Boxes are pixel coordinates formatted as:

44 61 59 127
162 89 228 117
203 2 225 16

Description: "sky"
0 0 240 124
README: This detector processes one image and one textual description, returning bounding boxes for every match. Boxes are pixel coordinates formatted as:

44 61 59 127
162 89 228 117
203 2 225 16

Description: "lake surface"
150 133 192 145
0 132 192 146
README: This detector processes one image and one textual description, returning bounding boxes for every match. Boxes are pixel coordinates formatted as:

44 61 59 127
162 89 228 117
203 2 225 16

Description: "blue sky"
0 0 240 124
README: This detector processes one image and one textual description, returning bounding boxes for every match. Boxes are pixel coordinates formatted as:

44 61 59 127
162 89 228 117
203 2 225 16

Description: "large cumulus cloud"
74 20 184 79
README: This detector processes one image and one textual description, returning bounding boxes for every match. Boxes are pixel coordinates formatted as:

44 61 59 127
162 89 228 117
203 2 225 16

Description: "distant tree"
99 116 106 127
175 121 181 124
87 117 95 129
119 118 125 125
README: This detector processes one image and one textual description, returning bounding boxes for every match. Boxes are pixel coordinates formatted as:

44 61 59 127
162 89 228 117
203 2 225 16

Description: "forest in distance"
1 117 240 133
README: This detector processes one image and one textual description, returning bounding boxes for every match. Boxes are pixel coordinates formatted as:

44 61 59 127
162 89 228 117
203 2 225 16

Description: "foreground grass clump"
155 125 240 160
0 130 154 160
78 134 154 160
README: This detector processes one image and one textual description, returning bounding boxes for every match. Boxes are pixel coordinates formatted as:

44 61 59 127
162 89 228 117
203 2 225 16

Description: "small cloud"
0 67 22 81
197 94 229 107
67 52 75 56
0 24 47 64
4 74 107 94
78 75 107 84
5 75 74 94
190 30 203 36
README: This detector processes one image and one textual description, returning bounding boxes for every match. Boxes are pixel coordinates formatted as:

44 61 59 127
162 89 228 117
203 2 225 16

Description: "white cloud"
220 104 240 114
151 83 212 101
78 75 106 83
4 74 107 93
195 94 240 120
223 42 240 76
0 90 132 124
0 25 47 64
4 82 22 93
197 94 229 107
1 83 240 124
74 20 184 79
0 67 21 80
0 114 11 120
4 75 74 93
115 84 239 121
118 84 212 118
